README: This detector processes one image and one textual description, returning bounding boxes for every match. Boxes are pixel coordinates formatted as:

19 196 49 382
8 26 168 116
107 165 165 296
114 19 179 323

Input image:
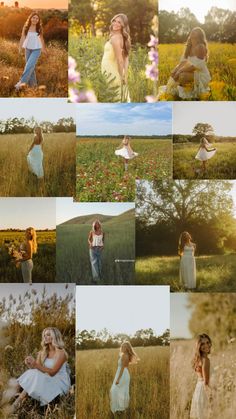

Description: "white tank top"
23 32 42 50
92 233 103 247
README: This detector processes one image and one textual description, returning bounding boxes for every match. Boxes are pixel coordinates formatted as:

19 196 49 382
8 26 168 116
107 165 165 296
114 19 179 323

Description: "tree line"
77 328 170 350
0 117 75 134
173 123 236 143
159 7 236 43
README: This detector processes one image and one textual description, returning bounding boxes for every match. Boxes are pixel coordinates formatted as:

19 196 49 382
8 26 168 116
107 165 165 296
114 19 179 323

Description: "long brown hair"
24 12 43 36
184 27 208 61
34 126 44 144
192 334 212 370
110 14 131 57
178 231 193 256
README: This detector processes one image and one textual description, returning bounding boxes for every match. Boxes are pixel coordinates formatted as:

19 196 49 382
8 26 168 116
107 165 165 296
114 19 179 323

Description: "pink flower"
145 64 158 81
145 95 157 103
148 50 158 64
148 35 158 48
69 88 97 103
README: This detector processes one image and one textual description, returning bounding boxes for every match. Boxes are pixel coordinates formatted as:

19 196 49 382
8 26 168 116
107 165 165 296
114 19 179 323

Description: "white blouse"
23 31 42 50
92 233 104 247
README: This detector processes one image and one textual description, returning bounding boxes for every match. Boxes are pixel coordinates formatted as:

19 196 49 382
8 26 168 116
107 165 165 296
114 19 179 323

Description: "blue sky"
76 286 170 335
76 103 172 136
56 198 134 225
0 99 75 122
0 198 56 229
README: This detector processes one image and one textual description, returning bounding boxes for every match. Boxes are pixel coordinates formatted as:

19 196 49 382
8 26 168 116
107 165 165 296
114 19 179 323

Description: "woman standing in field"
15 12 47 90
195 137 217 173
101 14 131 102
190 334 212 419
115 136 138 171
27 126 44 195
88 220 105 284
13 227 37 284
178 231 196 289
110 341 139 415
159 27 211 100
9 327 70 413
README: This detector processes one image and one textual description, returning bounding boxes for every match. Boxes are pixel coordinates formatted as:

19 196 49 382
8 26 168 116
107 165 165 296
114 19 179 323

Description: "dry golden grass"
0 133 76 197
170 340 236 419
76 346 170 419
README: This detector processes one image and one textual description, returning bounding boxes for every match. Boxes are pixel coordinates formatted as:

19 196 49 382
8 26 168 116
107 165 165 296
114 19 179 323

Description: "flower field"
76 138 172 202
158 43 236 101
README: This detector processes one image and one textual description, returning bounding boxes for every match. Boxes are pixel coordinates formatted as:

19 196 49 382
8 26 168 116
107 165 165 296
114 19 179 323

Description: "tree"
192 123 215 142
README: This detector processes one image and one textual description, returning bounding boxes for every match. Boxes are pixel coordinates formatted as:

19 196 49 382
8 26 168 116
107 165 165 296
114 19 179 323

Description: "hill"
59 209 135 226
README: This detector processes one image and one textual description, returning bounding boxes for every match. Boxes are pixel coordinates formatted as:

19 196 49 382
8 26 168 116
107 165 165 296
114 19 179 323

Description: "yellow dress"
101 41 130 102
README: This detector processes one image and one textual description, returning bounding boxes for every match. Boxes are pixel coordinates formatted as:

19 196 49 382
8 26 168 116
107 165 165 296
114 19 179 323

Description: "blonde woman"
101 14 131 102
13 227 37 284
88 220 105 283
159 27 211 99
110 341 139 415
178 231 196 289
15 12 47 90
10 327 70 412
27 126 44 178
190 334 212 419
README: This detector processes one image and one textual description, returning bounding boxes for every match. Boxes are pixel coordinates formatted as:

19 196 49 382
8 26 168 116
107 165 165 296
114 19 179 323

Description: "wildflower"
145 64 158 81
148 50 158 64
145 95 157 103
148 35 158 48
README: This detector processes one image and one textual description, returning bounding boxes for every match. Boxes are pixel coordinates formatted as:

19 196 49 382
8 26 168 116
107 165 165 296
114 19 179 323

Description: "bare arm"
116 354 129 384
88 231 93 247
19 28 26 51
29 351 67 377
21 241 32 260
202 357 210 386
110 35 125 80
40 33 47 54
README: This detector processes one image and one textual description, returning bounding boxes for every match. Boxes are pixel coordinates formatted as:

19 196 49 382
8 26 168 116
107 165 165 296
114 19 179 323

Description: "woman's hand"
42 48 48 55
25 356 36 368
115 380 119 385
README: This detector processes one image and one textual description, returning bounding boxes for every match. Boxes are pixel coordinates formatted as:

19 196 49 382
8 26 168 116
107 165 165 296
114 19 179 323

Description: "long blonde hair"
39 327 67 365
120 341 140 364
34 126 43 144
26 227 37 254
110 14 131 57
192 334 212 370
92 219 102 233
184 27 208 61
178 231 193 256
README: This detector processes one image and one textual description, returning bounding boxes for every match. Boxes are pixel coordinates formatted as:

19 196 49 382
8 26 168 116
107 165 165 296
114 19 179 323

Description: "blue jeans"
20 48 41 86
89 247 102 282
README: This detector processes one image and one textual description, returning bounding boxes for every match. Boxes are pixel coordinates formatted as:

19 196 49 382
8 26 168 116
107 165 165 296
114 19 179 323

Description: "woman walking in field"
190 334 212 419
88 219 105 284
195 137 217 173
115 136 138 171
27 126 44 194
15 12 47 90
8 327 70 413
159 27 211 100
178 231 196 289
101 14 131 102
13 227 37 284
110 341 139 416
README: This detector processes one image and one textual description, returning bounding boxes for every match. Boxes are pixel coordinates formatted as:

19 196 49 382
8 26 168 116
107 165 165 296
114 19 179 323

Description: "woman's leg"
21 260 33 284
202 160 206 172
124 159 128 171
97 249 102 280
20 49 41 86
89 248 100 282
178 72 194 86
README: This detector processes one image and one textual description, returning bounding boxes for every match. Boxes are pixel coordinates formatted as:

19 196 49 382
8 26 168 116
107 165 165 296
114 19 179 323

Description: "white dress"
115 145 138 160
180 245 196 289
110 357 130 413
195 139 216 161
27 144 44 178
18 358 70 406
190 379 209 419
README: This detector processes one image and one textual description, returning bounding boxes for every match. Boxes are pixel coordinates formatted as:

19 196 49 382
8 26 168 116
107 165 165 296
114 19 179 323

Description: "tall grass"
76 346 170 419
135 254 236 292
0 133 76 197
0 38 68 98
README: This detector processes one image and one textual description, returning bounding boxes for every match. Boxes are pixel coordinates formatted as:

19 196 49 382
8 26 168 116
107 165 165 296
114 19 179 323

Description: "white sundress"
179 245 196 289
27 144 44 178
195 139 217 161
190 378 210 419
18 358 70 406
115 145 138 160
110 356 130 413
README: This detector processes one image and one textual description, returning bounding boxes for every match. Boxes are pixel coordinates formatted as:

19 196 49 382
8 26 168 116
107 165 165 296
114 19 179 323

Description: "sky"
5 0 68 9
76 286 170 335
173 102 236 136
0 99 75 123
56 198 134 225
76 103 172 136
159 0 236 23
0 198 56 229
170 294 193 339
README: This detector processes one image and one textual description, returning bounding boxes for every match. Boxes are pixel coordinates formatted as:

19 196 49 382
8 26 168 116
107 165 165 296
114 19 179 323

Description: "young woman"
159 27 211 100
101 14 131 102
110 341 139 415
190 334 212 419
178 231 196 289
27 126 44 179
15 12 47 90
13 227 37 284
10 327 70 413
115 136 138 171
195 137 217 172
88 220 105 283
